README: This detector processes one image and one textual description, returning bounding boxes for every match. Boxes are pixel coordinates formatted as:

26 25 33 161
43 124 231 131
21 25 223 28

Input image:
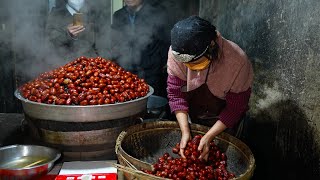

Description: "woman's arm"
167 74 191 157
219 88 252 128
198 88 252 160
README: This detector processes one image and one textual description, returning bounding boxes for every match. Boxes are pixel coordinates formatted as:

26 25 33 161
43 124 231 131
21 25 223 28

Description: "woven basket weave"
115 121 255 180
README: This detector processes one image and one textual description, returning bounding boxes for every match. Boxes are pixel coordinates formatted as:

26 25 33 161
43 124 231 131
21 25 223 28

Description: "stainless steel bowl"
14 86 154 122
0 145 61 179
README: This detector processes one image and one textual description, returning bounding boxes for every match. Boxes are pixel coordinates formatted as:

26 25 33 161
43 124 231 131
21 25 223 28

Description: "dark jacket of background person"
110 3 171 97
45 1 98 62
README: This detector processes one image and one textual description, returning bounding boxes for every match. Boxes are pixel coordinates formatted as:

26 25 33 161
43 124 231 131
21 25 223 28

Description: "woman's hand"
175 110 190 158
198 120 227 160
198 134 213 160
67 24 85 37
179 132 191 158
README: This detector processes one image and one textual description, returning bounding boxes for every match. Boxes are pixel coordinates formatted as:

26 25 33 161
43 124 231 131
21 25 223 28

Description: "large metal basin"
0 145 61 179
14 86 154 122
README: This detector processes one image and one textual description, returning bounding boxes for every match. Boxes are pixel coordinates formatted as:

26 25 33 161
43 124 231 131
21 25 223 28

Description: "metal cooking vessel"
147 95 168 116
144 95 169 122
14 86 154 122
0 145 61 179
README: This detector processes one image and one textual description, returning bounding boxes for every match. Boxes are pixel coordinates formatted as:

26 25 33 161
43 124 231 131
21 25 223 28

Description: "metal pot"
0 145 61 179
14 86 154 160
14 86 154 122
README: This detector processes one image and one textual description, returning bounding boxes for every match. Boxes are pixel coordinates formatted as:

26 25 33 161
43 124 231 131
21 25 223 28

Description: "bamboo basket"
115 121 255 180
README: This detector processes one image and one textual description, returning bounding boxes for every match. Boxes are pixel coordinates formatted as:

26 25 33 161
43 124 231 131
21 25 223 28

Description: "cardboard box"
54 161 117 180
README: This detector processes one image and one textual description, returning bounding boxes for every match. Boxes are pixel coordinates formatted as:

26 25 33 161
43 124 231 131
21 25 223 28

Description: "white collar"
66 3 77 15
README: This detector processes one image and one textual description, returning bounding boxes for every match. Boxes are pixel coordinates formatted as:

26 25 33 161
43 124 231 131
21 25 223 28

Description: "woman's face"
124 0 143 8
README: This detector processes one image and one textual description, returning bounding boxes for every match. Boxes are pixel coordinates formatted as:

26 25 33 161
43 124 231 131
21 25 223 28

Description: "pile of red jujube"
19 56 149 105
143 135 235 180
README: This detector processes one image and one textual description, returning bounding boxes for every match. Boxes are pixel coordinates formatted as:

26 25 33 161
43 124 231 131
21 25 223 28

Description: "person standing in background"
45 0 99 62
109 0 171 98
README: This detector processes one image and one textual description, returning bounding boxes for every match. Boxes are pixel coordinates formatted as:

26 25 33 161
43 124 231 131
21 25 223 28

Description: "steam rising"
0 0 185 84
2 0 60 82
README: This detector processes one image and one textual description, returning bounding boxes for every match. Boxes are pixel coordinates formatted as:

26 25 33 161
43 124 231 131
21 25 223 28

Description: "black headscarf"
171 16 217 60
